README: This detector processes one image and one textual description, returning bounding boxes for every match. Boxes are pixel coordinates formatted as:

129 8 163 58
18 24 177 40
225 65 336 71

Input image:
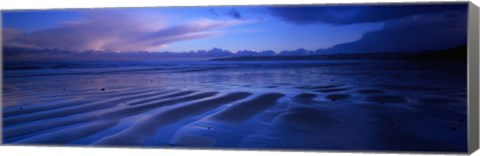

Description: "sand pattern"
2 60 468 152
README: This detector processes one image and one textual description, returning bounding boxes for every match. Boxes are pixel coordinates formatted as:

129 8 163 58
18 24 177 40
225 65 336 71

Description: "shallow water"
2 60 467 152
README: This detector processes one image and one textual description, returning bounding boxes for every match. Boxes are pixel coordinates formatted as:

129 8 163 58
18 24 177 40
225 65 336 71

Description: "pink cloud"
3 12 244 52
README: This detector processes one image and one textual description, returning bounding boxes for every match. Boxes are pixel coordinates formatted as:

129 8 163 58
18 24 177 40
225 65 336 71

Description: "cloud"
2 28 22 41
209 8 219 16
268 3 467 25
208 8 244 20
322 9 467 53
226 8 243 20
3 11 243 52
2 28 40 49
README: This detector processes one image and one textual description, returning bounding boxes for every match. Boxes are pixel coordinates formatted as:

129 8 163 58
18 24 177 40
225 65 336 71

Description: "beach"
2 60 468 152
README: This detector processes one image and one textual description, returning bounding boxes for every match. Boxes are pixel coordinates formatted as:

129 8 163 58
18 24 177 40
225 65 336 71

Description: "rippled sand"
2 60 467 152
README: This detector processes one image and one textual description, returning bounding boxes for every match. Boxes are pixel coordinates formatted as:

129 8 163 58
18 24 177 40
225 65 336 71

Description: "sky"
2 3 468 54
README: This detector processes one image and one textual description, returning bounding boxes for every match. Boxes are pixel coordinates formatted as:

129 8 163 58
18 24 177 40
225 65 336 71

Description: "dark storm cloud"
268 3 467 25
323 9 468 53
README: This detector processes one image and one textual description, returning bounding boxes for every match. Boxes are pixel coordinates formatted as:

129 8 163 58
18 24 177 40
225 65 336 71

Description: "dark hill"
212 44 467 62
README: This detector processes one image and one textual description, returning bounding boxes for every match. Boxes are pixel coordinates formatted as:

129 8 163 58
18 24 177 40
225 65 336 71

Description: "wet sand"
2 60 467 152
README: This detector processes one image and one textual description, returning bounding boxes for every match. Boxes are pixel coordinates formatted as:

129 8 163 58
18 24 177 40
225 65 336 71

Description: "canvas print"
2 3 469 152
